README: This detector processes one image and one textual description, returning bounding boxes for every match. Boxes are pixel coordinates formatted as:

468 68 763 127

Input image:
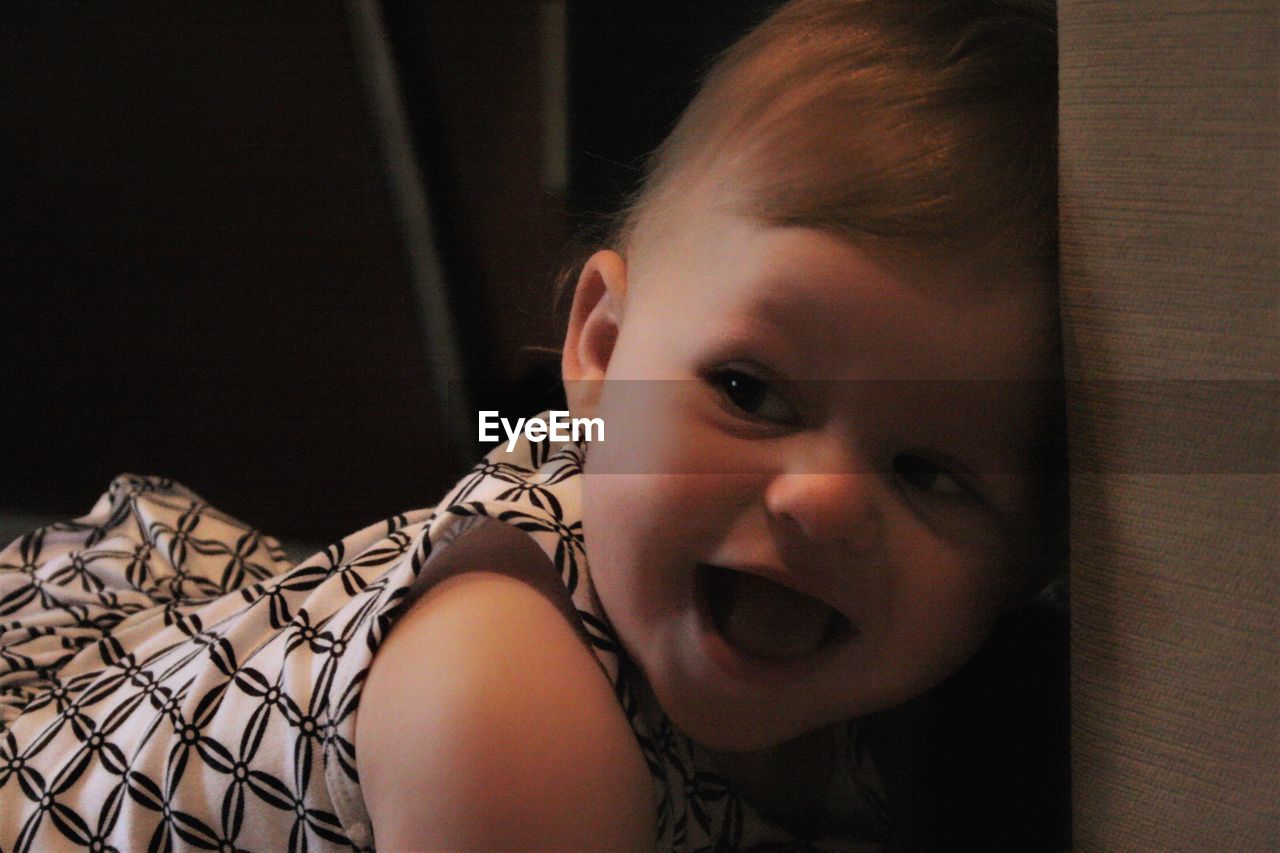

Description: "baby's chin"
648 681 852 755
689 712 791 753
682 716 806 756
653 660 958 757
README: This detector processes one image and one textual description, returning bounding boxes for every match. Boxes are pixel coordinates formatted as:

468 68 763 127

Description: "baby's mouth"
698 563 854 661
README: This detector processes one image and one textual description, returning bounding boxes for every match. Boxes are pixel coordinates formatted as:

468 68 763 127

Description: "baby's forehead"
633 198 1051 331
626 234 1055 431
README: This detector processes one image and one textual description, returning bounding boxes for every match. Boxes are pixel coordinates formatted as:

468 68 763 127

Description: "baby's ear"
562 250 626 417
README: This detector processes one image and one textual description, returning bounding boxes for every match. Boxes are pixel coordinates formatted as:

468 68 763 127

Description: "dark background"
1 0 774 544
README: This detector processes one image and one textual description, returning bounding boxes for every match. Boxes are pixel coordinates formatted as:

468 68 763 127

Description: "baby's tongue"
713 570 834 660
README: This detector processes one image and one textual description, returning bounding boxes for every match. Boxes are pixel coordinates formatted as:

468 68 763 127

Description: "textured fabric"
0 428 888 851
1058 0 1279 847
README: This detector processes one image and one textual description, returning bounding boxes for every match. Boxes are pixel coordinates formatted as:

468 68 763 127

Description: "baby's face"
564 201 1060 753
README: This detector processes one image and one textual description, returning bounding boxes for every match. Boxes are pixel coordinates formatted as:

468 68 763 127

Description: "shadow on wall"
0 0 777 544
0 2 553 543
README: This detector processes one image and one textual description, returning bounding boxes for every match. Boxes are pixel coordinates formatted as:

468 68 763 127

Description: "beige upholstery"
1058 0 1278 847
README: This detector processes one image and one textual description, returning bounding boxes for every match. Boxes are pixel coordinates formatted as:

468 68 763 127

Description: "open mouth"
698 563 855 662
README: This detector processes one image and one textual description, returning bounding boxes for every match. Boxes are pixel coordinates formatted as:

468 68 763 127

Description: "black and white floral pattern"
0 426 887 850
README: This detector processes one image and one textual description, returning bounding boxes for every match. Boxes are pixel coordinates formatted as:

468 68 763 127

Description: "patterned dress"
0 427 890 851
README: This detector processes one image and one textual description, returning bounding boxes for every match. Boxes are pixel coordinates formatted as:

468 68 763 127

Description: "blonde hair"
554 0 1057 330
614 0 1057 268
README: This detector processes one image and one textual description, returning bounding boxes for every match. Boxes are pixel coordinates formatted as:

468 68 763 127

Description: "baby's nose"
764 471 883 552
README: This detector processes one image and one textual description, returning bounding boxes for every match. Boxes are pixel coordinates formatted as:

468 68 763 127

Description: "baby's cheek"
889 549 1003 664
580 472 634 562
580 474 636 621
582 474 666 611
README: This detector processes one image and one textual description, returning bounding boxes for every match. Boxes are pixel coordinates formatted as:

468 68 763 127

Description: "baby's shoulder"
355 518 654 849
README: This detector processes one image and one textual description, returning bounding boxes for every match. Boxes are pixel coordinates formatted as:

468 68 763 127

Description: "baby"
0 0 1062 849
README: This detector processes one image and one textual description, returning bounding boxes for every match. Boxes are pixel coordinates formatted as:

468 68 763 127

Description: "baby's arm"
356 519 655 850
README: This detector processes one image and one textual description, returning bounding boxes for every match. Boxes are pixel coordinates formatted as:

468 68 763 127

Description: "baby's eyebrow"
736 291 836 339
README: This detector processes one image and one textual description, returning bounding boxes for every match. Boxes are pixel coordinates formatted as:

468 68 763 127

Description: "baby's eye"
893 453 970 499
707 366 800 425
